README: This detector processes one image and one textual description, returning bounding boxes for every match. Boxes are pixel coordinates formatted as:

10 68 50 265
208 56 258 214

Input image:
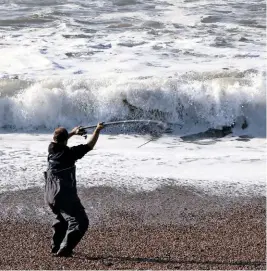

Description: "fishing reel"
77 127 88 139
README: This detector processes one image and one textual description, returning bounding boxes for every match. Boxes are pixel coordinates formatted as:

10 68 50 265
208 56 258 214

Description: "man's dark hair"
53 127 69 143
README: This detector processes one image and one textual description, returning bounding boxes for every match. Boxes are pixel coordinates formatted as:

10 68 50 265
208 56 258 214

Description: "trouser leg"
58 203 89 253
51 213 68 252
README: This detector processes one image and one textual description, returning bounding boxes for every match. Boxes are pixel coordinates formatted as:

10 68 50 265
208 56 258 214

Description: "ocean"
0 0 266 196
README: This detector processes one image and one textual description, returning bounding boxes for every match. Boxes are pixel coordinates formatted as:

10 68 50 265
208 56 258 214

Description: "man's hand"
69 126 87 138
87 122 105 149
96 122 105 132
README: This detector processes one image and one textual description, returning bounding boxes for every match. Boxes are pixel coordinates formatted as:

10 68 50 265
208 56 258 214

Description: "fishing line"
137 138 157 148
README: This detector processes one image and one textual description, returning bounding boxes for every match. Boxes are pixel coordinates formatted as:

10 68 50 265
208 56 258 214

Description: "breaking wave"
0 70 265 136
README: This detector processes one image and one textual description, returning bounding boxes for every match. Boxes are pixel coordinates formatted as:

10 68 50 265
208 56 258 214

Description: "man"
44 123 104 257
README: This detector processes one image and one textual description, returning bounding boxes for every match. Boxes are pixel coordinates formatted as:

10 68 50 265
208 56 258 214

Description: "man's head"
53 127 68 145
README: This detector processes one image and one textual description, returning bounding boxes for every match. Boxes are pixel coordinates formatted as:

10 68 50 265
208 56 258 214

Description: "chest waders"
44 166 89 256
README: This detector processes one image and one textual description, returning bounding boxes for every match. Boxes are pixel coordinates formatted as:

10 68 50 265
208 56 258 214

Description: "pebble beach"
0 0 266 269
0 185 265 270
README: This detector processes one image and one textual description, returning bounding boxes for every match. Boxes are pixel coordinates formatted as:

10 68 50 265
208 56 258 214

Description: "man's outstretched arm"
68 123 105 160
68 125 90 139
86 123 105 149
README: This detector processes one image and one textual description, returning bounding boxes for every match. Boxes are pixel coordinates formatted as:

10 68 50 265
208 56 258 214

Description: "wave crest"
0 71 265 136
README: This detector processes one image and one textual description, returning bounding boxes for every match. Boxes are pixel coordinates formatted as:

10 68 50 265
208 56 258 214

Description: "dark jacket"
44 142 91 207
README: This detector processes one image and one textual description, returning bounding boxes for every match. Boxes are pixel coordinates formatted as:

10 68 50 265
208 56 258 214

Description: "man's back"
48 142 91 171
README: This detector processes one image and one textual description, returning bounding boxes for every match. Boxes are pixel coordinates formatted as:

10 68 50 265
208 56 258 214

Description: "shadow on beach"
76 253 265 269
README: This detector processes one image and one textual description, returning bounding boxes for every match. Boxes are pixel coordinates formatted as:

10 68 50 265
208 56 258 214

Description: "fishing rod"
82 119 168 130
80 119 183 147
82 119 183 131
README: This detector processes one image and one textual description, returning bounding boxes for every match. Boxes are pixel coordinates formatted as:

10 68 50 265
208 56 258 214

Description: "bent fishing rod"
79 119 182 147
82 119 166 130
81 119 182 130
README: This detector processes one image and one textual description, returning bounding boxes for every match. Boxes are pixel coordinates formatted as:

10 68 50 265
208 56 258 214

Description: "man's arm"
68 123 105 161
68 130 76 139
68 126 87 139
68 123 104 148
86 123 105 149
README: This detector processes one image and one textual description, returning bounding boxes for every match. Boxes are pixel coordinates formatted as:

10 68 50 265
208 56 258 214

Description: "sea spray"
0 71 265 136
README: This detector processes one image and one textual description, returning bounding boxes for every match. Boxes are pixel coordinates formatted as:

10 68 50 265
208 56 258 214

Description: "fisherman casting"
44 123 104 257
43 117 247 257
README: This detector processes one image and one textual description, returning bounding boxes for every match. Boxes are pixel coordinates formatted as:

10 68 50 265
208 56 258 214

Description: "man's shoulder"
48 142 54 153
69 144 91 152
69 144 92 160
